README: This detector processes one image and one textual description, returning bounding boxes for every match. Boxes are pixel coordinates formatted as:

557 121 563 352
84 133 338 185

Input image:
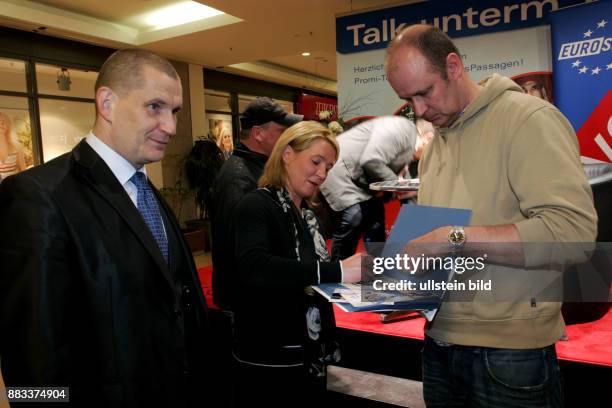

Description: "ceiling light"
146 1 224 30
301 52 311 56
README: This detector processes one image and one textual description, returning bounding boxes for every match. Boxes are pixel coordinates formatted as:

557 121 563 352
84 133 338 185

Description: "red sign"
577 90 612 163
298 94 338 120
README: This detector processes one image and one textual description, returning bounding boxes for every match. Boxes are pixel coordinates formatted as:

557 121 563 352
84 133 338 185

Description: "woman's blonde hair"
259 121 339 205
0 112 17 148
217 127 233 151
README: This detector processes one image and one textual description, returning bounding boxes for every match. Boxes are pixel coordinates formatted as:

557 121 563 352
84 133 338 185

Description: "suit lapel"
71 141 174 289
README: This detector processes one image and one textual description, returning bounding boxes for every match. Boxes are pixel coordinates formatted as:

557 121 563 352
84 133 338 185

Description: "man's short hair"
239 121 276 141
388 25 460 80
95 48 178 95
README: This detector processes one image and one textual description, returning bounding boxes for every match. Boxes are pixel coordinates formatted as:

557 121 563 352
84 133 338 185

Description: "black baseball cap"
240 97 303 129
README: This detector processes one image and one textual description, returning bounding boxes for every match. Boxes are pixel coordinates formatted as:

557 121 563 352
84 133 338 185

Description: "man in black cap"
209 97 302 311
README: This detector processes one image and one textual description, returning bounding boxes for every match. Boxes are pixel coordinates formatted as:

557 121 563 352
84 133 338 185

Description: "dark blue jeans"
422 336 563 408
330 197 386 261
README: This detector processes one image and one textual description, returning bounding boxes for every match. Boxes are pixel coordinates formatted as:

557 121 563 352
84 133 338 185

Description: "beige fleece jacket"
418 74 597 349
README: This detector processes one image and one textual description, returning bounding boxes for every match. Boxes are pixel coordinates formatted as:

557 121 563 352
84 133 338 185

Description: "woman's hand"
340 253 363 283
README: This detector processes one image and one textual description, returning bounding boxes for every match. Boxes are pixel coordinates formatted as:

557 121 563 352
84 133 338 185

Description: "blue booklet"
314 204 472 319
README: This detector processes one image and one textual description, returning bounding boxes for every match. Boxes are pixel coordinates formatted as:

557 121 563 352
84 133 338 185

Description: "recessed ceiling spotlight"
301 52 311 56
146 1 223 30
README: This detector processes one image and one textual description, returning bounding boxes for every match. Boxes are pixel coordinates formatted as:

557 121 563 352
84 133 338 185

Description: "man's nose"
160 112 177 135
412 98 427 117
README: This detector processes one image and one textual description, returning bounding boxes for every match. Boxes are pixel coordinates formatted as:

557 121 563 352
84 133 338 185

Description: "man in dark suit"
0 49 209 407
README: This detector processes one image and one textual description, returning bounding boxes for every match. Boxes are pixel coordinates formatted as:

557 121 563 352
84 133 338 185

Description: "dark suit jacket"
0 141 209 407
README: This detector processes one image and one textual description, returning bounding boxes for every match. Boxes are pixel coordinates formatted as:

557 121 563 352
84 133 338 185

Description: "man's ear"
445 52 463 81
96 86 116 122
282 145 293 164
251 126 264 143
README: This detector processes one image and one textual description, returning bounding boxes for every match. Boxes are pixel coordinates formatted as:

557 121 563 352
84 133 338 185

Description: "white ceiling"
0 0 419 94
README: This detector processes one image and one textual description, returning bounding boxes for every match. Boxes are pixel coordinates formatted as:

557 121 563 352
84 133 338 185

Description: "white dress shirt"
85 132 167 238
85 131 143 207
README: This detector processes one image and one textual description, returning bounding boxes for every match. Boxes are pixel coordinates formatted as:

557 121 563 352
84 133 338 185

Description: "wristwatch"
447 226 466 251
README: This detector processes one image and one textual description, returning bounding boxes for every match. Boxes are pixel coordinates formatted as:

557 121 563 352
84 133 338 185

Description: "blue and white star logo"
558 18 610 81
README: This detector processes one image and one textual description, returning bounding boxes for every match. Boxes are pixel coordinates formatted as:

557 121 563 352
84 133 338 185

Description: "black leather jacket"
209 143 267 310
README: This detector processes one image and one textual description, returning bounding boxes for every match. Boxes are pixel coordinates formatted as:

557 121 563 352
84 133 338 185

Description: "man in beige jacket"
386 25 597 407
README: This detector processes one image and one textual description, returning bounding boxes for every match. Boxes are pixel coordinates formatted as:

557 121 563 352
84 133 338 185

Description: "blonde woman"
0 112 26 181
217 126 233 160
230 121 361 406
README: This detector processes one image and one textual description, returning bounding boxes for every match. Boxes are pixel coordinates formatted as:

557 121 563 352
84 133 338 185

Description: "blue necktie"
130 171 169 263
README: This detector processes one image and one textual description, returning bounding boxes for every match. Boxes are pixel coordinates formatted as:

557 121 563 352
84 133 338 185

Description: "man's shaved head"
95 48 178 96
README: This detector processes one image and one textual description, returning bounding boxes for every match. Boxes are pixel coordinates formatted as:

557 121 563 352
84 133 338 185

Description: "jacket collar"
233 142 268 166
449 74 523 130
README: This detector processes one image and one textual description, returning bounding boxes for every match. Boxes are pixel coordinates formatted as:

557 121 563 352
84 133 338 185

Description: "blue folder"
315 204 472 314
384 204 473 251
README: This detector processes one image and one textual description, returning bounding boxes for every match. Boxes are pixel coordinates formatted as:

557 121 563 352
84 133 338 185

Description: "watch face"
449 229 465 245
449 231 460 243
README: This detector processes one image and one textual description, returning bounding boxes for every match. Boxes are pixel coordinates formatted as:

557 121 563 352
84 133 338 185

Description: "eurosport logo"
557 17 611 77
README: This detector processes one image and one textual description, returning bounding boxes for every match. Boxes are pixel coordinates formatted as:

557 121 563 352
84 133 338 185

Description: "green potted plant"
159 154 193 223
183 137 225 251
